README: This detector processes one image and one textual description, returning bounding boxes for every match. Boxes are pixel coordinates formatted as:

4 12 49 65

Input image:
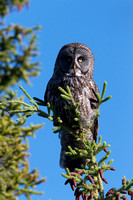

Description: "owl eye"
78 57 83 63
67 56 72 62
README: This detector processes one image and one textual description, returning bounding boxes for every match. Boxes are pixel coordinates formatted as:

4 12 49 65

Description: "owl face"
54 43 94 79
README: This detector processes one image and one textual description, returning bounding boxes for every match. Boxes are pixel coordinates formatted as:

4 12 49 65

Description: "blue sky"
4 0 133 199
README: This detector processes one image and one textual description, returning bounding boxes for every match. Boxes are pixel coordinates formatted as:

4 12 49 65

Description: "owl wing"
44 77 58 104
89 80 100 142
44 78 67 124
44 78 52 103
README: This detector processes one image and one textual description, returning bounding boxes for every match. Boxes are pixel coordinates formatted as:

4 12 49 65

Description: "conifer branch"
96 81 112 109
1 82 133 199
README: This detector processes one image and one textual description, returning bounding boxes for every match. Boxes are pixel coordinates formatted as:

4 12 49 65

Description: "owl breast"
64 76 94 126
46 75 95 142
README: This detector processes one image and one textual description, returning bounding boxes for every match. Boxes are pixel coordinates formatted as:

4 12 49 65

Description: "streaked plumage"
44 43 99 171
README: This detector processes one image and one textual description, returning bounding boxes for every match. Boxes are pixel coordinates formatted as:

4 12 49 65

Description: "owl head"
53 43 94 80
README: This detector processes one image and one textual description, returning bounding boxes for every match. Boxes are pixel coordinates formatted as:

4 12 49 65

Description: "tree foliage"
2 81 133 199
0 0 29 21
0 24 41 91
0 1 45 200
0 1 133 200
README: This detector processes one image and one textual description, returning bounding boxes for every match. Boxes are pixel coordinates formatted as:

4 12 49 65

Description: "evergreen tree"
0 1 45 200
0 1 133 200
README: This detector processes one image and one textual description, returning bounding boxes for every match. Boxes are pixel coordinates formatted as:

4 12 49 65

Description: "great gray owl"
44 43 99 172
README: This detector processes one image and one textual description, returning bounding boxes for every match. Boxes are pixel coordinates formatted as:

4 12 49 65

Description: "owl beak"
66 64 77 77
73 64 76 70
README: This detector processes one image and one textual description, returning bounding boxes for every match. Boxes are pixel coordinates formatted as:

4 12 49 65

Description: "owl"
44 43 99 172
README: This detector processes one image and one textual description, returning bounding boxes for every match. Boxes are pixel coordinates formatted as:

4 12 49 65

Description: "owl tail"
60 147 86 172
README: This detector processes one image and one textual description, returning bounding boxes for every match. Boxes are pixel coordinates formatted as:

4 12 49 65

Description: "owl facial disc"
55 43 94 79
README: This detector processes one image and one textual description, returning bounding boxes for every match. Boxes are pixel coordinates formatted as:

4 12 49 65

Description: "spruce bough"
1 81 133 199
